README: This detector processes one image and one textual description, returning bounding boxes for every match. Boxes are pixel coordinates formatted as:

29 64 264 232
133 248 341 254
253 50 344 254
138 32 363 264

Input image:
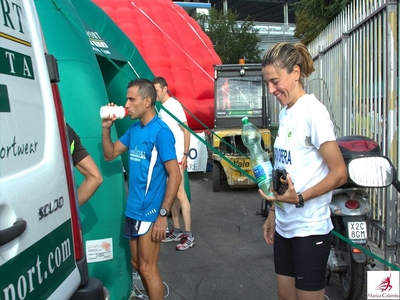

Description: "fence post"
385 0 399 269
342 28 350 136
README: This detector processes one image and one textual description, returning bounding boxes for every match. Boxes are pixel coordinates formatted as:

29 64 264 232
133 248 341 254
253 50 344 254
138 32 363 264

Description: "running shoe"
162 229 183 242
176 234 196 250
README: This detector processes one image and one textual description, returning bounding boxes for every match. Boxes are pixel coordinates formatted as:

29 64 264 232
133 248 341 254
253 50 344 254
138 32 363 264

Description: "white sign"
86 238 113 263
348 221 367 240
367 271 400 299
187 132 208 172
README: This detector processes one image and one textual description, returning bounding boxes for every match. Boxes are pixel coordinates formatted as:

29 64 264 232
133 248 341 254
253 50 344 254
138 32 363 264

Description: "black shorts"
123 217 152 238
274 231 331 291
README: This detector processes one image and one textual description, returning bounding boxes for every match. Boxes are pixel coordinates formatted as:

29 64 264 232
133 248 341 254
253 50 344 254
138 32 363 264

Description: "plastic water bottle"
131 269 146 298
241 117 274 196
100 105 128 119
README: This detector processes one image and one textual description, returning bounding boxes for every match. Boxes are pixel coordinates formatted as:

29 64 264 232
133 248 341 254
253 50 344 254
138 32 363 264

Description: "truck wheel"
213 162 221 192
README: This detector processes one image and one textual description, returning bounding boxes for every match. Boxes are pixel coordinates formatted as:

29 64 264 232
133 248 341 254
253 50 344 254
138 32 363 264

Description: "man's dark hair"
127 78 157 106
152 76 168 89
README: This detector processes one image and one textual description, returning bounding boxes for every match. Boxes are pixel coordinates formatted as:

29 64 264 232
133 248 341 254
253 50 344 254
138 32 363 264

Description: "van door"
0 0 82 299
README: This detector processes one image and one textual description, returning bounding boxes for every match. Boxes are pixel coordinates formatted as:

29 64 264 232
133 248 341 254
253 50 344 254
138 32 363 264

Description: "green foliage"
293 0 352 45
195 7 262 64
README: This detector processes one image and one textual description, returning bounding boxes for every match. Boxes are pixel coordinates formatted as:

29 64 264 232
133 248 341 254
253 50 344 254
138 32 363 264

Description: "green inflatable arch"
35 0 190 298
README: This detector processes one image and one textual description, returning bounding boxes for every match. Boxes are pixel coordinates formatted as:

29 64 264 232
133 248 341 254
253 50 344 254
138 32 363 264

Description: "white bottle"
100 105 128 119
131 269 146 298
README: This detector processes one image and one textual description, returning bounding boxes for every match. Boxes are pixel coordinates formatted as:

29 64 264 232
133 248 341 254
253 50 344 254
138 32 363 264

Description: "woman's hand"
258 173 299 205
263 211 276 244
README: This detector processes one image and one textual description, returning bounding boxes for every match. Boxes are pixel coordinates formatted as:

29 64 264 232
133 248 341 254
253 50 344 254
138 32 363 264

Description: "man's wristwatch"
295 193 304 208
159 208 168 217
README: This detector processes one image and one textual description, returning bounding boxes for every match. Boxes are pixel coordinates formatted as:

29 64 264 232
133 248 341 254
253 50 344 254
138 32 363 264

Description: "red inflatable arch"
93 0 222 130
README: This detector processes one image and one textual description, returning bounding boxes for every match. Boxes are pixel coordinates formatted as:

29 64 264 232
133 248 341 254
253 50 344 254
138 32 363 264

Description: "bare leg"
129 238 149 293
276 274 297 300
276 274 326 300
297 288 325 300
176 166 191 231
170 196 181 230
129 225 163 300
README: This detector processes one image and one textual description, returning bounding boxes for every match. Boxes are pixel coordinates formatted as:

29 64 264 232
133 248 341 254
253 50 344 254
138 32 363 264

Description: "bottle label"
253 161 272 185
253 161 285 209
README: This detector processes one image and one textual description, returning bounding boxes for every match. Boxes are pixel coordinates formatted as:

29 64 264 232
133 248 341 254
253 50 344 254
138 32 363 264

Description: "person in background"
259 42 347 300
152 76 195 251
102 78 181 300
67 123 103 206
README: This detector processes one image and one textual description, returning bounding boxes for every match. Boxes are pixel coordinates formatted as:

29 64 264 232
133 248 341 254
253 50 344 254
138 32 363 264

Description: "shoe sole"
176 242 196 251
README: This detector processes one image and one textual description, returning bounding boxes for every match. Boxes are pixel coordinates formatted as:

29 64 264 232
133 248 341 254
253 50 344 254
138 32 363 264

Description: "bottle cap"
242 116 249 124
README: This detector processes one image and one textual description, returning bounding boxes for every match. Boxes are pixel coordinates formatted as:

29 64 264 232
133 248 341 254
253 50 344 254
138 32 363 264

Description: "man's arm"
162 159 182 210
102 126 127 161
152 159 182 242
67 123 103 206
75 155 103 206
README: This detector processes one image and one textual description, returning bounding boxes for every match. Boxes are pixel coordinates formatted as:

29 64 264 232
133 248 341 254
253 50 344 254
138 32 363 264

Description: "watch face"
160 208 167 216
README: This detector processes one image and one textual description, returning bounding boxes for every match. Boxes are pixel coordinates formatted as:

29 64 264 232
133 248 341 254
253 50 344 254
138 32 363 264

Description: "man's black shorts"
274 231 331 291
123 217 152 238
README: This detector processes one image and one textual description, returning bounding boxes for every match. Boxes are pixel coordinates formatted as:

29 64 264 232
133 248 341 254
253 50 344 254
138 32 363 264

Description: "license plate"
348 221 367 240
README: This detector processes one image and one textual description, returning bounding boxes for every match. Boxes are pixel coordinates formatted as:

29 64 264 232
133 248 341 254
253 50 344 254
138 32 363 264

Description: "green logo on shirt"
286 128 294 142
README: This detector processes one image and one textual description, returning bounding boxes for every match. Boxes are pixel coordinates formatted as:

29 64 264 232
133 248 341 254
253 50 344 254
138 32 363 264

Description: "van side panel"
0 221 75 299
0 0 81 299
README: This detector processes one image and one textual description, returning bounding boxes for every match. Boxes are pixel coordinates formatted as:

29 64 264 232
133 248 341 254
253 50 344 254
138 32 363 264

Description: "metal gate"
288 0 399 268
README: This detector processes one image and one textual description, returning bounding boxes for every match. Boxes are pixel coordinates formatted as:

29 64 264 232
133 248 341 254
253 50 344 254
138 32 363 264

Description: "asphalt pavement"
131 171 387 300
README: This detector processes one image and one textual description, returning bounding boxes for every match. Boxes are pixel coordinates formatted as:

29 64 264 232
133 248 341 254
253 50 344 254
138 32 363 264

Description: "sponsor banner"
367 270 400 299
187 132 208 172
82 22 125 61
0 220 75 300
86 238 113 263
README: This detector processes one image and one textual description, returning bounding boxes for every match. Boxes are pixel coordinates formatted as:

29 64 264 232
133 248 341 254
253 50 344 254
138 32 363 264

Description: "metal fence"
295 0 399 268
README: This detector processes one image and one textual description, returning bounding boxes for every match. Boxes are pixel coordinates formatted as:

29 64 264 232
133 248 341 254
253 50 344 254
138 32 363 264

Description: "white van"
0 0 107 299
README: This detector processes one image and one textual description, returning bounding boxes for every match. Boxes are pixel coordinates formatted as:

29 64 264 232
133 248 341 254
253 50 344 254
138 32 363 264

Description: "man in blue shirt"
102 78 181 300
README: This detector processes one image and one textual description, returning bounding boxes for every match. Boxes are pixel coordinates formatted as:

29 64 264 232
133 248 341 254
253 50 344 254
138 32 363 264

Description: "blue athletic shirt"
119 115 176 222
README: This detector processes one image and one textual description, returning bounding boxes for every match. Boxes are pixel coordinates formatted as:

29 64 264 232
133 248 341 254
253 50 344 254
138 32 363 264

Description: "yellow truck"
211 63 273 192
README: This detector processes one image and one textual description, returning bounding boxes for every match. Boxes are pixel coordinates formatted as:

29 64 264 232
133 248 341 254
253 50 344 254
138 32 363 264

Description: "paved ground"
131 171 388 300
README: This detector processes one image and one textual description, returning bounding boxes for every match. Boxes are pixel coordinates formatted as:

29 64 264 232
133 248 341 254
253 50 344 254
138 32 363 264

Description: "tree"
293 0 352 45
195 7 262 64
